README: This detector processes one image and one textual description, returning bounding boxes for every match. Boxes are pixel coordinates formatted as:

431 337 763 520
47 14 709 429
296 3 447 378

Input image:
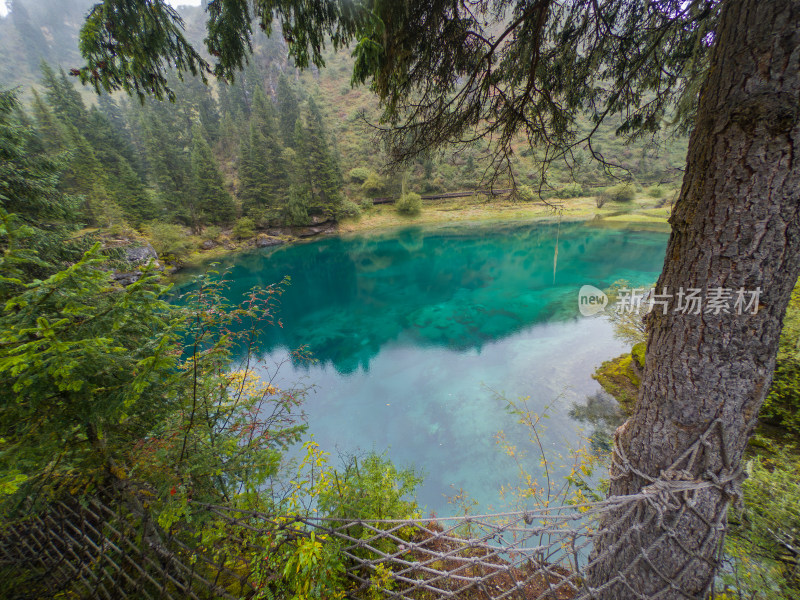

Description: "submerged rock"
309 214 333 225
256 234 285 248
297 224 336 238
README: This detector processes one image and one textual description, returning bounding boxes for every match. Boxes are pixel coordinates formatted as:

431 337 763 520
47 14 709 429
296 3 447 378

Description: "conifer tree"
276 73 300 148
284 123 311 226
86 107 157 225
238 123 270 214
238 88 290 222
30 93 106 222
39 63 90 134
136 99 192 227
36 65 151 226
0 89 79 269
190 124 235 227
217 78 250 121
97 94 146 179
29 88 66 153
291 99 343 219
305 97 343 215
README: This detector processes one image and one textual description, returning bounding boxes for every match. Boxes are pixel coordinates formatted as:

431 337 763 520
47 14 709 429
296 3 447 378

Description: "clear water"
176 220 668 515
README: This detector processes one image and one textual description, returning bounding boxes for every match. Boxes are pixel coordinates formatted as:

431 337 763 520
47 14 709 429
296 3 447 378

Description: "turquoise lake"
178 220 668 515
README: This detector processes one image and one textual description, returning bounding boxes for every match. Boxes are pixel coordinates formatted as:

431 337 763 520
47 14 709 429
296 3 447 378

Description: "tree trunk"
586 1 800 598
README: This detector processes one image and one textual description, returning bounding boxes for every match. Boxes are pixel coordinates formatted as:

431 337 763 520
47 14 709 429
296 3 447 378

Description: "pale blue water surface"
177 220 668 515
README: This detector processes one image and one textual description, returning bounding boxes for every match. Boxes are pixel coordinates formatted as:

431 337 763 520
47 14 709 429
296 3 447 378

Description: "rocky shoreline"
107 218 339 284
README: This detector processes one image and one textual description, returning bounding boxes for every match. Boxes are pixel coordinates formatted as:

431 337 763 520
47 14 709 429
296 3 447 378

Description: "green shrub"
200 225 222 241
598 183 636 204
359 198 374 211
761 277 800 434
553 182 585 199
248 207 278 228
336 200 362 220
317 452 421 522
722 446 800 598
610 183 636 202
516 185 538 202
361 172 386 197
348 167 374 184
647 184 666 199
232 217 256 240
141 222 194 259
395 192 422 216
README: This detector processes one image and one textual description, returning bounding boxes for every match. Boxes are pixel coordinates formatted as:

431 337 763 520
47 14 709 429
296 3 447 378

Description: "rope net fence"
0 420 741 600
0 483 734 600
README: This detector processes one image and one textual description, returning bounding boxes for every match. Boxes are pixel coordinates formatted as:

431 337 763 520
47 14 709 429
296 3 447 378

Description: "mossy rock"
631 342 646 368
593 352 642 414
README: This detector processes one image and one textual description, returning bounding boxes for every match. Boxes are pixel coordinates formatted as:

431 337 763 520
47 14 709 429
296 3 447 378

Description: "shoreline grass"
166 193 673 272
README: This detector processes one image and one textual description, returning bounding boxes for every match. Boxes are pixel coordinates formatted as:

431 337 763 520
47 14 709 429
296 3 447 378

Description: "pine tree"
0 89 80 270
237 88 290 222
97 94 147 179
29 88 66 153
284 123 311 226
136 99 192 227
292 99 343 219
306 97 343 214
40 63 90 134
190 124 235 227
238 123 273 215
36 66 141 226
85 107 157 225
276 73 300 148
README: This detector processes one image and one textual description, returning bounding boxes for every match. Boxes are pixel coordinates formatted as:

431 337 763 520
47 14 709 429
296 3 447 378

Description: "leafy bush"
598 183 636 204
361 172 386 197
647 184 666 199
359 198 374 211
318 453 421 522
142 222 194 259
516 185 538 202
395 192 422 216
265 532 346 600
248 207 277 228
721 446 800 598
761 277 800 434
233 217 256 240
348 167 373 184
336 199 362 220
553 182 585 199
200 225 222 241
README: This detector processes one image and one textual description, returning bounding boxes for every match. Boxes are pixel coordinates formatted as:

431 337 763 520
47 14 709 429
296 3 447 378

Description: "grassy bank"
338 192 673 234
149 191 673 273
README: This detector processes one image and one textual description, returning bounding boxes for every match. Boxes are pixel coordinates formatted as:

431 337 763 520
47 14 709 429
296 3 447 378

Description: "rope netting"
0 422 741 600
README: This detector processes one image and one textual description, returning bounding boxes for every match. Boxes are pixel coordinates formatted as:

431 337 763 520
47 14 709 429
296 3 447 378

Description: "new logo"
578 285 608 316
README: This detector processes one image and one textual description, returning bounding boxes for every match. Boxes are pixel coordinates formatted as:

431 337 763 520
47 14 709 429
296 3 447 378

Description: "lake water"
177 220 668 515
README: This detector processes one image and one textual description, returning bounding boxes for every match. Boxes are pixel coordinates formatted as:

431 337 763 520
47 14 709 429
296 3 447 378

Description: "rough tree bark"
587 0 800 598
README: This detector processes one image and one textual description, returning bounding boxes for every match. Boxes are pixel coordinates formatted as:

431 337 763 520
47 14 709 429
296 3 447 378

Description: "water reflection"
570 391 627 454
180 221 667 374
